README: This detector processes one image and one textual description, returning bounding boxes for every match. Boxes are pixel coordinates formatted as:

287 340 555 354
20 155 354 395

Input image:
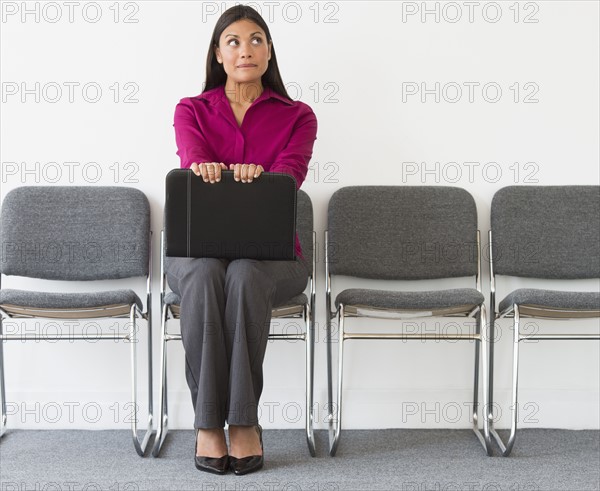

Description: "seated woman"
167 4 318 476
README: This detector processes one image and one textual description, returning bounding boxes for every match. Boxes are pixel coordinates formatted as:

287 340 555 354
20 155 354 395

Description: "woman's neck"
224 80 264 105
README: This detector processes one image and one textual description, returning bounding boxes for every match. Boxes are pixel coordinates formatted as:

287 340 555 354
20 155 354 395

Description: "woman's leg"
165 256 230 429
223 256 310 456
165 255 310 458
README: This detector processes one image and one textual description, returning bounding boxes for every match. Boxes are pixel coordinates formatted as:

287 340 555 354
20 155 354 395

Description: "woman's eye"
226 37 262 47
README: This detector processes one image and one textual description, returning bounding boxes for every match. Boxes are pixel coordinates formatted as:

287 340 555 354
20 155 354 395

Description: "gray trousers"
165 256 310 429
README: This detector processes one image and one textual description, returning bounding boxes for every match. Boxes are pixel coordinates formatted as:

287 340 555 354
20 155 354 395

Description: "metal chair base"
488 303 600 457
0 303 154 457
326 302 492 457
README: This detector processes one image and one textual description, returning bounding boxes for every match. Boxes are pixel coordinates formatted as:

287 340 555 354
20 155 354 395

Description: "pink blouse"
173 85 318 260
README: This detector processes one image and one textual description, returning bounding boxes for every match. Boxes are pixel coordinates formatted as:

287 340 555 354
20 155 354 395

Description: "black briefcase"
164 168 297 260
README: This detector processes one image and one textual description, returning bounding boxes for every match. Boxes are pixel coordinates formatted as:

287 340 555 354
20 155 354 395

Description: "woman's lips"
237 64 257 68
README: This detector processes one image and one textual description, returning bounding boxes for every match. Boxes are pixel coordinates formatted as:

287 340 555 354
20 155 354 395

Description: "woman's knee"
225 259 274 294
168 257 227 290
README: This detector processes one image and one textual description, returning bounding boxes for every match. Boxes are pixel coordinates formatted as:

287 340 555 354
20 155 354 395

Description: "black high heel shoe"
194 429 230 475
229 425 264 476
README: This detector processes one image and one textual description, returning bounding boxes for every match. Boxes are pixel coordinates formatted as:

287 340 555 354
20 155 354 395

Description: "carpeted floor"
1 429 598 490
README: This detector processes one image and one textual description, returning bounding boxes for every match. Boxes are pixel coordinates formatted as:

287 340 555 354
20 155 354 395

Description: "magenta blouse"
173 85 318 260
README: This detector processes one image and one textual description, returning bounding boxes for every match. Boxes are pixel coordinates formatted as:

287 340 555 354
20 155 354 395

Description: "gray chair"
325 186 491 456
488 185 600 456
0 186 153 456
151 189 316 457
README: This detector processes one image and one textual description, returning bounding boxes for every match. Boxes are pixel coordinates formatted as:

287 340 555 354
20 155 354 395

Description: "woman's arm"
173 99 215 169
268 106 318 190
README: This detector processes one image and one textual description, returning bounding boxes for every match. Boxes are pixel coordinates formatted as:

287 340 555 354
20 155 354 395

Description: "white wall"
1 0 598 432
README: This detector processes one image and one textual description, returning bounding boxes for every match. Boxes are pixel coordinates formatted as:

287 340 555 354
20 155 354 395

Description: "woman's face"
215 19 272 88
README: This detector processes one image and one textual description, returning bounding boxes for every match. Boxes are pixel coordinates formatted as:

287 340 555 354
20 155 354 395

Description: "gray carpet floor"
0 429 598 490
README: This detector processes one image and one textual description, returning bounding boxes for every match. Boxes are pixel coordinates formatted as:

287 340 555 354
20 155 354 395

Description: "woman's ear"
268 41 272 61
214 45 222 64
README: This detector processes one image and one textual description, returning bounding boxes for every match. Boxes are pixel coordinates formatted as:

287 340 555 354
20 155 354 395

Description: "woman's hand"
229 163 265 183
190 162 228 183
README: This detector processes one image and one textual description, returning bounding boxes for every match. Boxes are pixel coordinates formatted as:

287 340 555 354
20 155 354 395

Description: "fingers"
242 164 255 183
229 163 241 181
228 164 265 183
192 163 265 184
206 163 218 183
192 162 225 183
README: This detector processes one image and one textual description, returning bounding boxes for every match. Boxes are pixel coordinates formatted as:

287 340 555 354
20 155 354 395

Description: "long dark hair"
203 5 291 99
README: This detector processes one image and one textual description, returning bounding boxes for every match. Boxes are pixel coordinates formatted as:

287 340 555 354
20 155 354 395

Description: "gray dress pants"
165 255 310 429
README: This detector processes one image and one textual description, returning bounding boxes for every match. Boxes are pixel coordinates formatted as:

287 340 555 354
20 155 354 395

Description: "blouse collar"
197 85 294 107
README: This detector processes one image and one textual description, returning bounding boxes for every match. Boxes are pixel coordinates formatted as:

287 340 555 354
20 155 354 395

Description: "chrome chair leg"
145 296 154 444
152 303 170 457
474 304 492 455
504 304 521 456
487 299 496 441
130 304 154 456
471 307 481 435
0 317 6 438
489 304 521 456
328 304 344 456
326 304 334 452
304 301 316 457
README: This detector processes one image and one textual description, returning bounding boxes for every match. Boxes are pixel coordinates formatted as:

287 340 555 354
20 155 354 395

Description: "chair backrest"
327 186 478 280
0 186 150 281
297 190 314 274
491 185 600 279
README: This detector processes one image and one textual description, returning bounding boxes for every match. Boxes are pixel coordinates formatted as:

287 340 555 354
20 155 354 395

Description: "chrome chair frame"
0 234 154 456
152 229 317 457
487 231 600 456
325 230 492 456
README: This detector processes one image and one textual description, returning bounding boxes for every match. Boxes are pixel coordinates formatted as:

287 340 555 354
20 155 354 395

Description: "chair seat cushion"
275 293 307 308
0 289 143 311
164 291 307 309
498 289 600 313
335 288 484 311
163 292 181 306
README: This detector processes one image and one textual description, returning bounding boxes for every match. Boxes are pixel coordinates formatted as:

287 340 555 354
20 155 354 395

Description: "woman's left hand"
229 163 264 183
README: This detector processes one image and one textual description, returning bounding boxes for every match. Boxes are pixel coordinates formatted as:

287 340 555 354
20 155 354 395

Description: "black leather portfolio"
165 168 297 260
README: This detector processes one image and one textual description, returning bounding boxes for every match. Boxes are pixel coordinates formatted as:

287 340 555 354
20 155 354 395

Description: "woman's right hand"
190 162 228 183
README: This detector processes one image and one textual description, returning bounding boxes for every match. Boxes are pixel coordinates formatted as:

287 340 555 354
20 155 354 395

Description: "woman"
166 5 318 476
